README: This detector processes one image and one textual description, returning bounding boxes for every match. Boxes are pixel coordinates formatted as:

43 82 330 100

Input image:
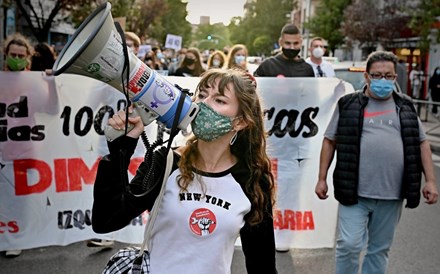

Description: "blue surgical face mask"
156 52 164 59
436 70 440 75
369 78 394 98
234 55 245 65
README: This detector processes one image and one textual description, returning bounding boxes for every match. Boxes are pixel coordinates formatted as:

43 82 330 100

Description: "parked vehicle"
333 61 366 91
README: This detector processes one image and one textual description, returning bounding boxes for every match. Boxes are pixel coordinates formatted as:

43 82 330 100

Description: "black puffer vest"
333 90 422 208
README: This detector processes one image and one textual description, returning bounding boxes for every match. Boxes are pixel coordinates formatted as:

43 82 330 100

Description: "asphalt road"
1 165 440 274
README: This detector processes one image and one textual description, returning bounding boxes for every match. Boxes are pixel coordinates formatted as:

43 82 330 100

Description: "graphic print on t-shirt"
363 103 396 129
189 208 217 236
364 109 394 118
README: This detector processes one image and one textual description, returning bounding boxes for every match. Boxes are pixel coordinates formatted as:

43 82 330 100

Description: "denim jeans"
335 197 403 274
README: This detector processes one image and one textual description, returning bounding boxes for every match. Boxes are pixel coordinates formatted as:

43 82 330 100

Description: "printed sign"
0 72 353 250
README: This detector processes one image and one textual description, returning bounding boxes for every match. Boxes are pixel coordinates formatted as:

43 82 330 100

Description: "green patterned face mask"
191 102 235 142
6 56 28 71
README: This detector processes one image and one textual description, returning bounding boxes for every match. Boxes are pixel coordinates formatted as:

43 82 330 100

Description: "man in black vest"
315 51 438 274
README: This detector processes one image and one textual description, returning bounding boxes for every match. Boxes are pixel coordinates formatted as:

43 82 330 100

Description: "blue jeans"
335 197 403 274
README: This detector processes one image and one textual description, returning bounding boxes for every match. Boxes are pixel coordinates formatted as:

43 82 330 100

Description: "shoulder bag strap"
138 148 173 254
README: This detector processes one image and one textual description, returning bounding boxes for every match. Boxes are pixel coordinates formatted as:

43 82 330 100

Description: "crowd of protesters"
2 24 439 274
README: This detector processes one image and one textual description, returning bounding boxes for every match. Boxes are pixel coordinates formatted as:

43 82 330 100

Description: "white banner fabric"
0 72 353 251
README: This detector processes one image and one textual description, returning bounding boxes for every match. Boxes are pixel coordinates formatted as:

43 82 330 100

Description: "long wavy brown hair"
226 44 248 71
177 69 275 226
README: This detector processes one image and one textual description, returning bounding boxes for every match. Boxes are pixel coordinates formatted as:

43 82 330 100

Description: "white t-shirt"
149 167 251 274
305 58 335 77
409 69 423 86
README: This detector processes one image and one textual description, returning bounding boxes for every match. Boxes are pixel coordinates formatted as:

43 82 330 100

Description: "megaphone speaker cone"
52 2 199 136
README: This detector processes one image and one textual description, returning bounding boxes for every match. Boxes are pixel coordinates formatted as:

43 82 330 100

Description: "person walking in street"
207 49 226 69
253 23 314 77
174 47 205 77
409 63 424 99
429 66 440 117
305 37 335 77
226 44 248 72
3 33 33 72
168 47 187 76
2 32 34 258
91 69 277 273
30 42 56 72
396 59 408 95
315 51 439 274
124 31 141 56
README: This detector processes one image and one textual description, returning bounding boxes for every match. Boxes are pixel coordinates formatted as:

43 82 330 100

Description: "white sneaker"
5 249 22 258
86 239 114 247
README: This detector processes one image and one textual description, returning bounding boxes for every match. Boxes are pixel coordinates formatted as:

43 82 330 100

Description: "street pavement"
1 109 440 274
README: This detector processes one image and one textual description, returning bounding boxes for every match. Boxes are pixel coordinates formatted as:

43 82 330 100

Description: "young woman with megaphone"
94 68 277 274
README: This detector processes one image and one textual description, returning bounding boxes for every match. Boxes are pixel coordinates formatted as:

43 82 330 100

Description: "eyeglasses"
368 72 397 80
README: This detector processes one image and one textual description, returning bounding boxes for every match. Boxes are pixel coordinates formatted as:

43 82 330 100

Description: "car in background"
246 56 263 75
247 56 263 64
322 56 340 65
333 61 367 91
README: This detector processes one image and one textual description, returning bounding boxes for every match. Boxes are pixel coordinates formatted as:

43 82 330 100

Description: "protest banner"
0 72 352 250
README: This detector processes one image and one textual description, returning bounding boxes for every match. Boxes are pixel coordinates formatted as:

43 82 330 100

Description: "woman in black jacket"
429 66 440 116
92 69 277 274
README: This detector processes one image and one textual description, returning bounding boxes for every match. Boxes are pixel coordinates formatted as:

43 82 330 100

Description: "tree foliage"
228 0 295 56
304 0 352 54
148 0 192 48
342 0 411 53
11 0 95 42
69 0 167 44
407 0 440 54
12 0 439 57
193 23 230 51
71 0 191 48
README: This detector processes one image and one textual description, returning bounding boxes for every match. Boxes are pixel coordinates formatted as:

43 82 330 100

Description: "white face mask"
312 47 324 58
212 59 221 67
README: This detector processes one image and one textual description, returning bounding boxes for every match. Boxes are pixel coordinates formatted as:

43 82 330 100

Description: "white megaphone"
52 2 198 141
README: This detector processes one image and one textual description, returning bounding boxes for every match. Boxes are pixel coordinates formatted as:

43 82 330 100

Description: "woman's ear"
233 117 248 131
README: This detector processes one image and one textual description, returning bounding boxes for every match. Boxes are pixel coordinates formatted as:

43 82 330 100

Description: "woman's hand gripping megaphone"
104 102 158 141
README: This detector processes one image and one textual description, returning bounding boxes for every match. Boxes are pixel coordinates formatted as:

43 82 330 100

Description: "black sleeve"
253 63 265 77
305 62 315 77
174 68 184 76
239 177 277 274
91 136 167 233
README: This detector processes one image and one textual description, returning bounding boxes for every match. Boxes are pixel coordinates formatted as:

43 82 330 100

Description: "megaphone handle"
104 102 159 142
104 109 138 142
